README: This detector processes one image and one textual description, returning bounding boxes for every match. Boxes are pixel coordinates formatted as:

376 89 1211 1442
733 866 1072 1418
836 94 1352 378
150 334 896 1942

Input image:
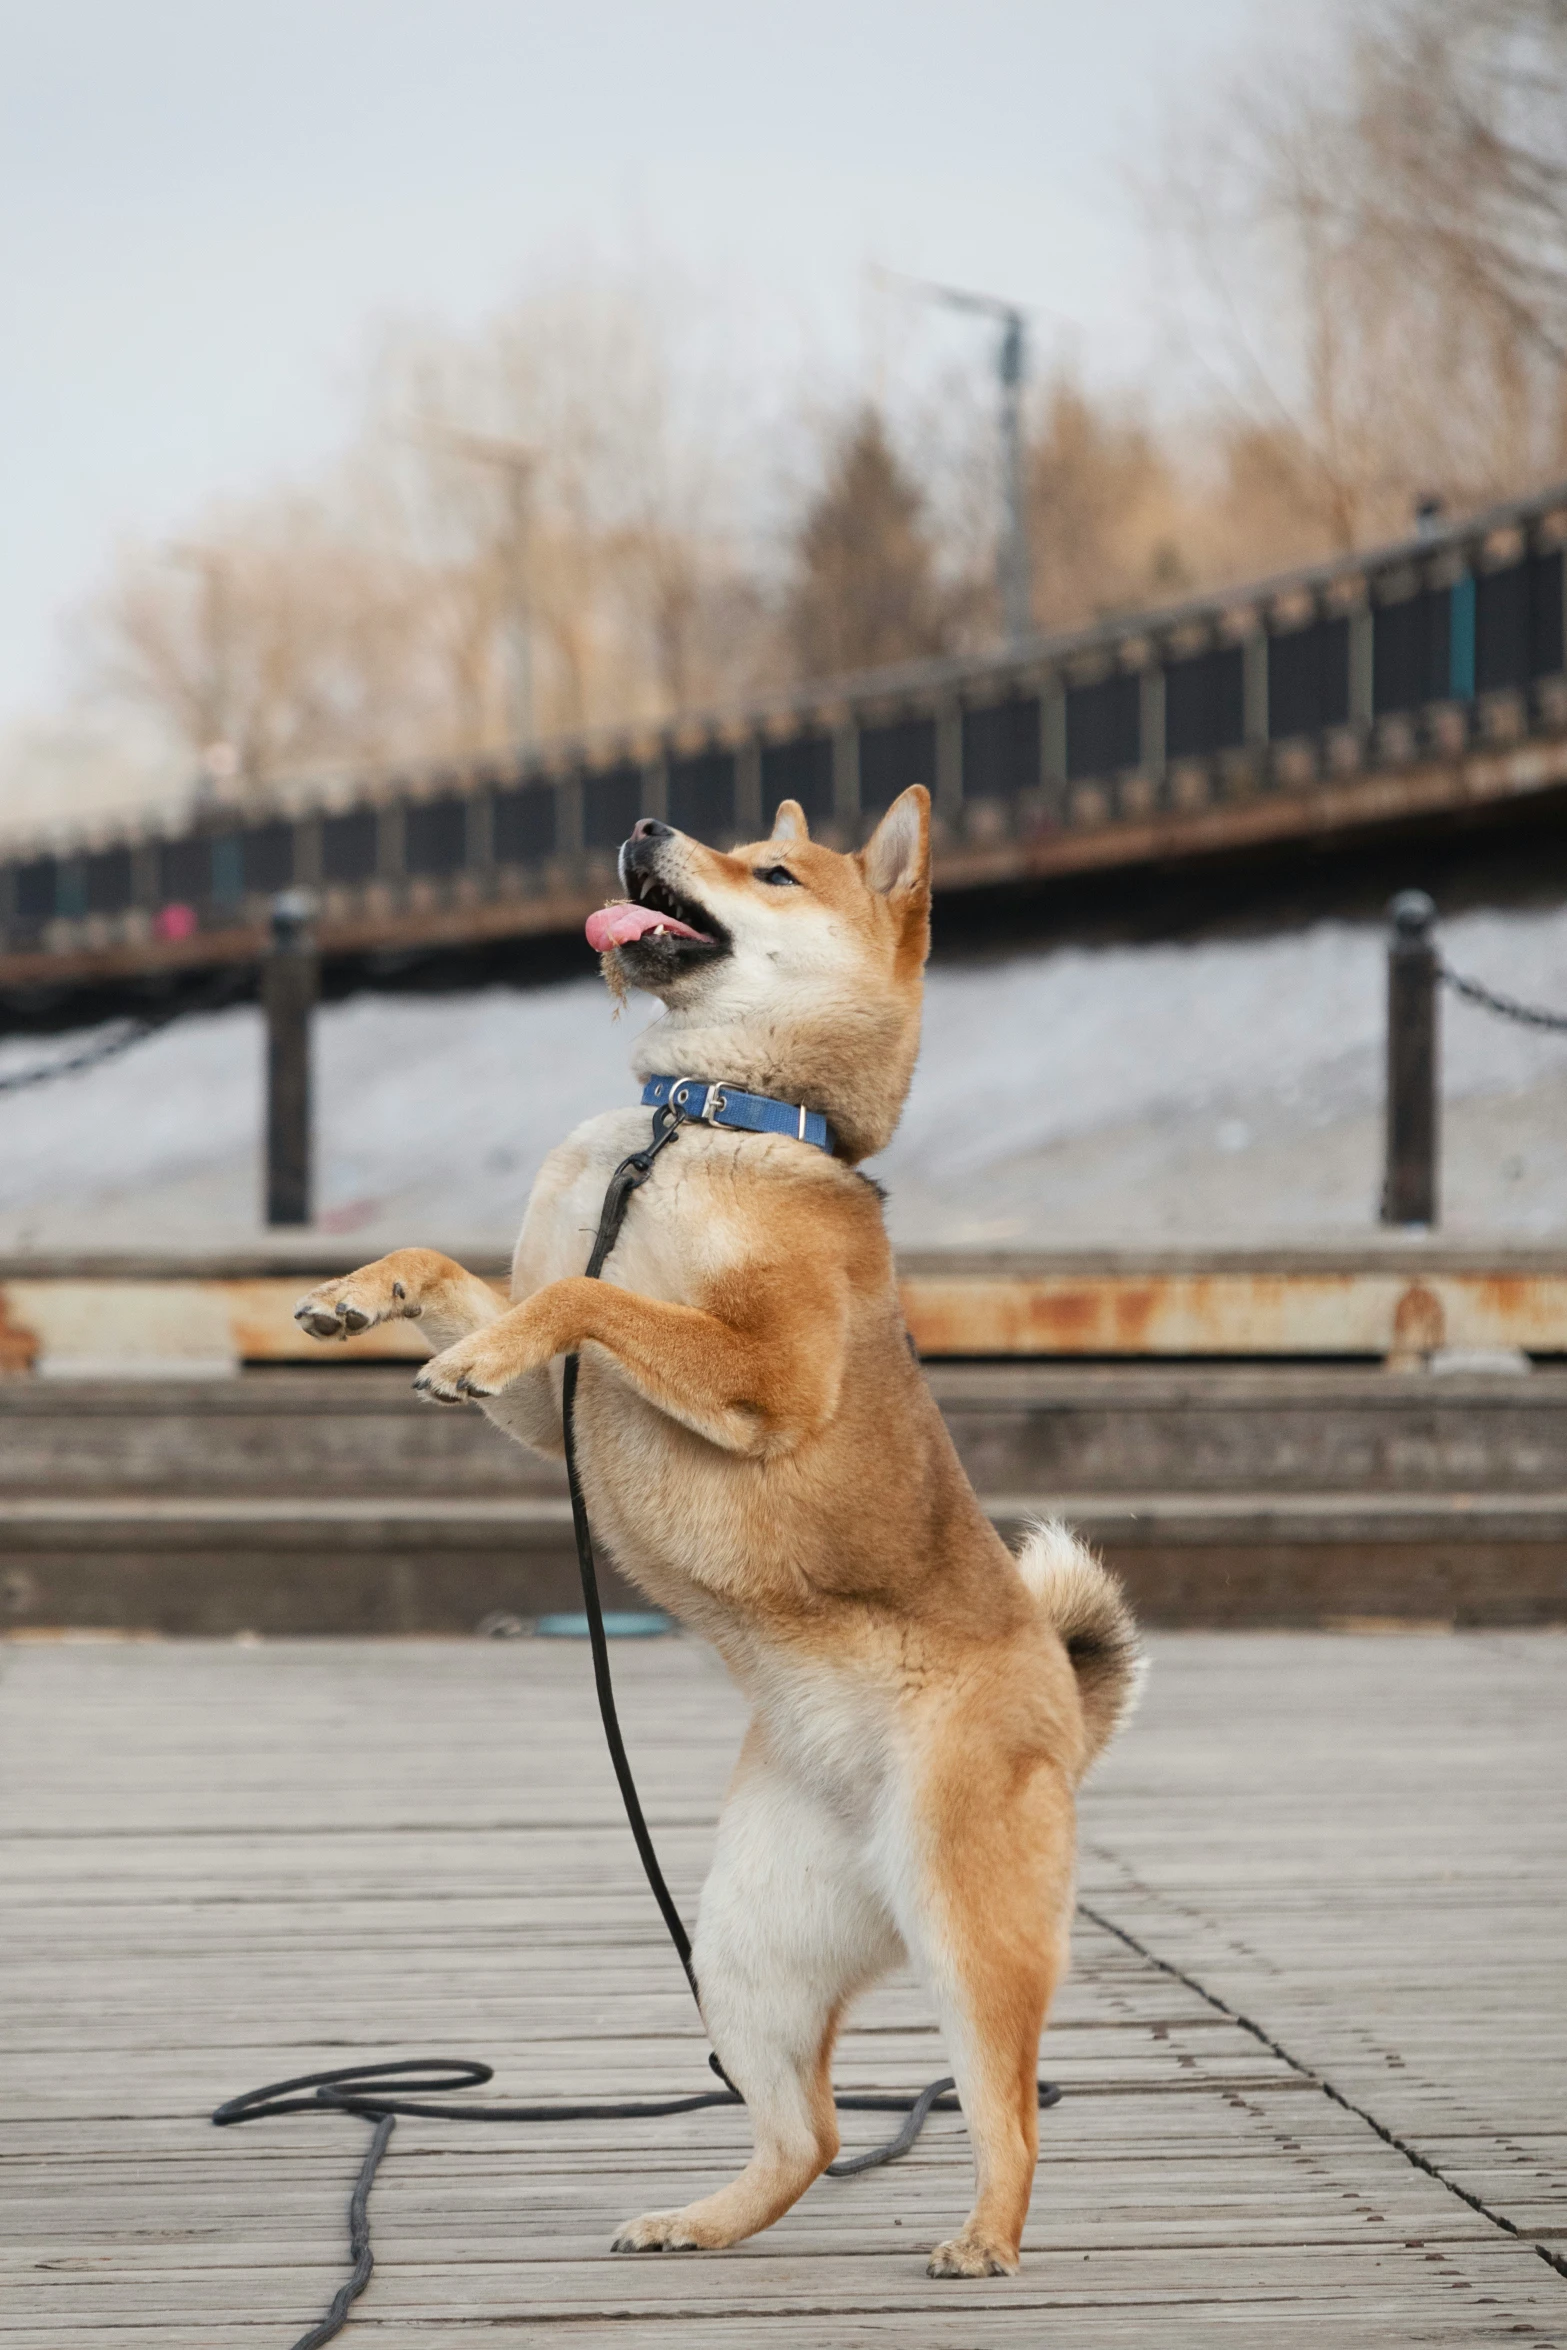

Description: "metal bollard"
1381 890 1439 1228
263 892 317 1226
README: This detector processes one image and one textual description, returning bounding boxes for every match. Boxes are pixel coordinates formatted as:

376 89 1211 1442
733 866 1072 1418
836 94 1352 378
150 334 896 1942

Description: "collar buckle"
666 1077 724 1124
662 1076 718 1123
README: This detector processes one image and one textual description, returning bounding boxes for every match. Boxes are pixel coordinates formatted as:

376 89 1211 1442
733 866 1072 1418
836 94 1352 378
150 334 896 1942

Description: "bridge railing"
5 480 1567 970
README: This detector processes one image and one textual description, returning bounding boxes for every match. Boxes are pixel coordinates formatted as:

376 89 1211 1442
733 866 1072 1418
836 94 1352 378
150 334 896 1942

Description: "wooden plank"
2 1632 1565 2346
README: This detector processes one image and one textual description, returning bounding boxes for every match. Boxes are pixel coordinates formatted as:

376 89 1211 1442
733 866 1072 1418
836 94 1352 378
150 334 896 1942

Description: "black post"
264 892 317 1227
1381 890 1439 1227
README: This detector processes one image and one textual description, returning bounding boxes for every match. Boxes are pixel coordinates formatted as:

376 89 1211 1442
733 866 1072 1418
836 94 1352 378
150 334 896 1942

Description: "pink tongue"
586 900 708 953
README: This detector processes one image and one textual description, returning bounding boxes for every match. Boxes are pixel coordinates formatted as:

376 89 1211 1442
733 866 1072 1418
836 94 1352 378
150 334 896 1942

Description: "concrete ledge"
901 1264 1567 1359
3 1247 1567 1365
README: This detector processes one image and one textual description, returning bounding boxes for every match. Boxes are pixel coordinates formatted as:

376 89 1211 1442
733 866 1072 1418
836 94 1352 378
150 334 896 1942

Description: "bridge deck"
3 1630 1564 2346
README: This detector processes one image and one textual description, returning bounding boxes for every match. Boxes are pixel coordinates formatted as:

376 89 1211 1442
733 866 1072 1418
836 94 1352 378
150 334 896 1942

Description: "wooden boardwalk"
3 1629 1564 2346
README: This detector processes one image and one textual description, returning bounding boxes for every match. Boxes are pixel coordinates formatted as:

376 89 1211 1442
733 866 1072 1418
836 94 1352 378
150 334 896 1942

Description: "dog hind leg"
899 1763 1074 2278
613 1736 899 2254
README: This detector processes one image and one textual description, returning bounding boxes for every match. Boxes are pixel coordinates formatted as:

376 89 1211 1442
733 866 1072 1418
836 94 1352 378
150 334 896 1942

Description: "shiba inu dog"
294 784 1142 2278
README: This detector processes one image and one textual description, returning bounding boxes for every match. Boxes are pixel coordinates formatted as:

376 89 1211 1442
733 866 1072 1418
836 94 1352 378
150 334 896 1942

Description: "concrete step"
4 1488 1564 1635
7 1363 1567 1494
6 1364 1565 1632
0 1368 566 1497
930 1362 1567 1494
0 1492 598 1635
1000 1489 1567 1631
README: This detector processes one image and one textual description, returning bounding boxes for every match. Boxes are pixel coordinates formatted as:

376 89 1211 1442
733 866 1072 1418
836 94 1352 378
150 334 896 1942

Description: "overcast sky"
2 0 1305 764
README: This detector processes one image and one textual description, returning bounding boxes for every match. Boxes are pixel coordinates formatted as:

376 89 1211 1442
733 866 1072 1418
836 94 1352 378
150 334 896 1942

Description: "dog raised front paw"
294 1264 422 1341
412 1309 550 1406
410 1346 476 1405
926 2232 1020 2278
611 2209 706 2253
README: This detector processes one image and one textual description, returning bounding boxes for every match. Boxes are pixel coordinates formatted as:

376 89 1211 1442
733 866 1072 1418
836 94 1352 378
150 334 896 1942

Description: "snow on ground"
2 902 1566 1253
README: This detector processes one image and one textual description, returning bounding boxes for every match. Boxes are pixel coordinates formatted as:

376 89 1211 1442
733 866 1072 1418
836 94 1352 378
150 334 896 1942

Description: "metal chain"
7 951 1563 1096
0 1015 173 1096
0 968 254 1096
1440 961 1567 1034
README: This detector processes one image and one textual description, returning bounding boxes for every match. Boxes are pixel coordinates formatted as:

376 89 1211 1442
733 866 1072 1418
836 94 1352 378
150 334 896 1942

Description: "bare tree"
92 70 1567 831
1154 0 1567 553
1027 375 1193 631
379 274 778 737
1357 1 1567 366
786 407 964 678
94 495 440 793
86 272 785 794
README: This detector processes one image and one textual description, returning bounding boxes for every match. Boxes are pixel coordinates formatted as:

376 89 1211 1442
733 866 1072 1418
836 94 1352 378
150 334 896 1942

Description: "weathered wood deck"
3 1629 1564 2345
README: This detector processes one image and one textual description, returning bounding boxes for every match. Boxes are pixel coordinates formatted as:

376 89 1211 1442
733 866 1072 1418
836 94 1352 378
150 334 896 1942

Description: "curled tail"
1015 1520 1145 1773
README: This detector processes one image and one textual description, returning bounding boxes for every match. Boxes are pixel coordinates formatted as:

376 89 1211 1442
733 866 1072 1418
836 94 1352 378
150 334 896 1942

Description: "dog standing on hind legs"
294 783 1143 2278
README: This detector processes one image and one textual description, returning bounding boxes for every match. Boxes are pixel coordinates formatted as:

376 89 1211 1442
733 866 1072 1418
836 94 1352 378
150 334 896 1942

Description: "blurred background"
4 0 1567 1249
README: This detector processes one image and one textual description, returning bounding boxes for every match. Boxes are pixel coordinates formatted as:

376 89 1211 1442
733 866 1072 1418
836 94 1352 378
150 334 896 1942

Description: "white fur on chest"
502 1107 854 1624
511 1107 809 1304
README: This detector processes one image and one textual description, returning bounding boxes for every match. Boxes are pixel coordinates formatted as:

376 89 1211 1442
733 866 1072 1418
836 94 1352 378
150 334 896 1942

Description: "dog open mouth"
585 874 726 959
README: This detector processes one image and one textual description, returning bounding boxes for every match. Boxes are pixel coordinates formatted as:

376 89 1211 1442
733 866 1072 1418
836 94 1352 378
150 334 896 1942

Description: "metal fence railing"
5 478 1567 974
6 882 1565 1237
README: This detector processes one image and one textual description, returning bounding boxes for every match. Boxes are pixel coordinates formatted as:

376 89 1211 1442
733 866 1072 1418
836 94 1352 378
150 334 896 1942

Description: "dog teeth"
652 923 666 936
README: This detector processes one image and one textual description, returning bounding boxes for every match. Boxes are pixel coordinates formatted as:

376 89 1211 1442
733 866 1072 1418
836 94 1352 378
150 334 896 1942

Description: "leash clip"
665 1079 730 1127
621 1097 687 1190
582 1100 689 1282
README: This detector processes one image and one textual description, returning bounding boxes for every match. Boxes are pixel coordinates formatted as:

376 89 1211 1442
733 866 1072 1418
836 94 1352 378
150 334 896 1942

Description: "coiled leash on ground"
215 1100 1060 2349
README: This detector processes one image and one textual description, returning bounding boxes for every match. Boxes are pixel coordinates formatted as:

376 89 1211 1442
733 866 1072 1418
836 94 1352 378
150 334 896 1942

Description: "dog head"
584 786 931 1162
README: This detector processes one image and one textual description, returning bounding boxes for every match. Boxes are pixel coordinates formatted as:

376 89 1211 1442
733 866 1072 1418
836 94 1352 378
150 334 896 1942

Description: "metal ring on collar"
669 1079 725 1124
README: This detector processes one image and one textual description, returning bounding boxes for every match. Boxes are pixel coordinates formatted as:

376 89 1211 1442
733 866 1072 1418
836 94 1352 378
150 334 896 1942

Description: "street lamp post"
903 278 1035 649
443 431 539 754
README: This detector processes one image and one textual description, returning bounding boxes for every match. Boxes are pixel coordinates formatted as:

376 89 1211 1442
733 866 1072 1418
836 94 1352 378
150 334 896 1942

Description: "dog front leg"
294 1249 506 1354
412 1266 846 1457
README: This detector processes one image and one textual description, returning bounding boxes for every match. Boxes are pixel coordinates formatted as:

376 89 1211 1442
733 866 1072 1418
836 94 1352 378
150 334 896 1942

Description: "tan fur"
1014 1522 1146 1767
294 786 1142 2279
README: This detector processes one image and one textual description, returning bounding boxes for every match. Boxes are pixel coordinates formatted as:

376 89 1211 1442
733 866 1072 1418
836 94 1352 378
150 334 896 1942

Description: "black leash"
560 1102 707 2005
215 1101 1060 2347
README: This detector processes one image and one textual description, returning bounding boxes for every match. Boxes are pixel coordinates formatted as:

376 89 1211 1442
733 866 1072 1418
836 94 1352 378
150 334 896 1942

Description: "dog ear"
770 799 810 844
860 785 930 897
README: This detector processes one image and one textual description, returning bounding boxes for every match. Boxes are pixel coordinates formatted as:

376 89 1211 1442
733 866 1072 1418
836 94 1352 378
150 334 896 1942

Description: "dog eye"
756 865 801 887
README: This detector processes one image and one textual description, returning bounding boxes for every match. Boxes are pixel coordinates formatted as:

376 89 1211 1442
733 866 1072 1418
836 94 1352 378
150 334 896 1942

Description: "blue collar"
641 1074 835 1155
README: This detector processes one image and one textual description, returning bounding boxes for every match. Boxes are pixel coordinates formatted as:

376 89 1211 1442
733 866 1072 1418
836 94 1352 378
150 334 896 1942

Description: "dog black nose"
631 818 672 842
